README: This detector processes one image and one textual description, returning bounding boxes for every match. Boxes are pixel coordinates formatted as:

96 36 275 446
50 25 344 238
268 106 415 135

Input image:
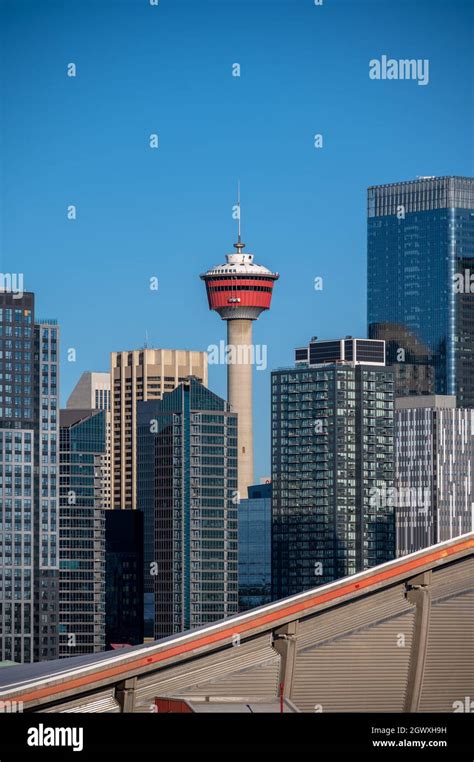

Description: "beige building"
67 371 111 509
110 348 208 509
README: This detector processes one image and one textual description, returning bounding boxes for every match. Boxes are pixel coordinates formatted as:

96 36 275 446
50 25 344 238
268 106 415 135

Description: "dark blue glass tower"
105 509 144 649
368 176 474 406
238 482 272 611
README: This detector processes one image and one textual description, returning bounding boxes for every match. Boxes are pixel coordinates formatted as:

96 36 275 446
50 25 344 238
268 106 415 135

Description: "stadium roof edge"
1 532 472 709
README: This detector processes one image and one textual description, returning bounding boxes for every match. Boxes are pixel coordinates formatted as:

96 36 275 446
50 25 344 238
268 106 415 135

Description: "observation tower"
200 193 279 498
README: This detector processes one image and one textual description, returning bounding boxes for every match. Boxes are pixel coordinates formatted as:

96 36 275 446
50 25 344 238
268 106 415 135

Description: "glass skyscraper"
368 176 474 406
272 338 395 600
0 292 59 663
137 377 238 638
59 408 106 657
238 482 272 611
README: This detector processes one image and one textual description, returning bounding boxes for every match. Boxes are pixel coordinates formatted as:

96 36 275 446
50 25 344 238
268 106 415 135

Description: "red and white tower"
200 195 279 498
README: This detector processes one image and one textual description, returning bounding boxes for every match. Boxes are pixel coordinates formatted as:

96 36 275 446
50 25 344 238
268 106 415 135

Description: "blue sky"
1 0 473 478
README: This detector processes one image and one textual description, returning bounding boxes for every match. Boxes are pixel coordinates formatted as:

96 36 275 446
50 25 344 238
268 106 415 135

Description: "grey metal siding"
134 634 279 706
292 611 414 712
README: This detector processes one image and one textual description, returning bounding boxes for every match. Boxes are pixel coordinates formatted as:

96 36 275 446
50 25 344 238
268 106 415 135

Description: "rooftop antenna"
144 330 149 349
234 180 245 251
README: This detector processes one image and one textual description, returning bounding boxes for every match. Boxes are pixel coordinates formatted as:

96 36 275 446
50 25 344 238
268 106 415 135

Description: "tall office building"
67 371 111 508
0 292 59 663
368 176 474 405
272 337 395 600
59 408 105 657
110 348 207 510
137 377 238 638
238 482 272 611
395 395 474 556
105 509 144 649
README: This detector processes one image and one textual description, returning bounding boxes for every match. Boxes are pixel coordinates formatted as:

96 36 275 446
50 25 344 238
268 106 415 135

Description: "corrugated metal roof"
39 689 120 713
429 557 474 601
292 611 414 712
419 591 474 712
135 634 278 706
296 585 414 650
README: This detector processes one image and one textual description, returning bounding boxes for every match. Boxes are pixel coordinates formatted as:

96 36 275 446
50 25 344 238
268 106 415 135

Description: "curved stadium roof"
0 533 472 713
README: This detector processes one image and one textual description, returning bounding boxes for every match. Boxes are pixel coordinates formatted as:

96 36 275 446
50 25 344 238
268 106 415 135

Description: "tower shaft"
227 319 254 498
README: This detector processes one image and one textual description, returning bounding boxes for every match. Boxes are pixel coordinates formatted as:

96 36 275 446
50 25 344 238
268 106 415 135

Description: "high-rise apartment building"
111 348 207 510
368 176 474 405
67 371 111 508
137 377 238 638
272 337 395 600
0 292 59 663
34 317 60 662
395 395 474 556
59 408 105 657
238 482 272 611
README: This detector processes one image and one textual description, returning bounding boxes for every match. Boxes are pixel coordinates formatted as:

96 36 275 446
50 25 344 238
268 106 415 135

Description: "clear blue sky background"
1 0 473 479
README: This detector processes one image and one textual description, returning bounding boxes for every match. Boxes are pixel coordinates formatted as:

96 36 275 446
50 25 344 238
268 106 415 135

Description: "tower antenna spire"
238 179 241 243
234 180 245 251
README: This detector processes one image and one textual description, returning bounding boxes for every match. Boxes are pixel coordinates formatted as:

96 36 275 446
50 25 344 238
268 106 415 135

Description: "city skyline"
11 173 474 482
2 0 473 480
0 1 473 741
